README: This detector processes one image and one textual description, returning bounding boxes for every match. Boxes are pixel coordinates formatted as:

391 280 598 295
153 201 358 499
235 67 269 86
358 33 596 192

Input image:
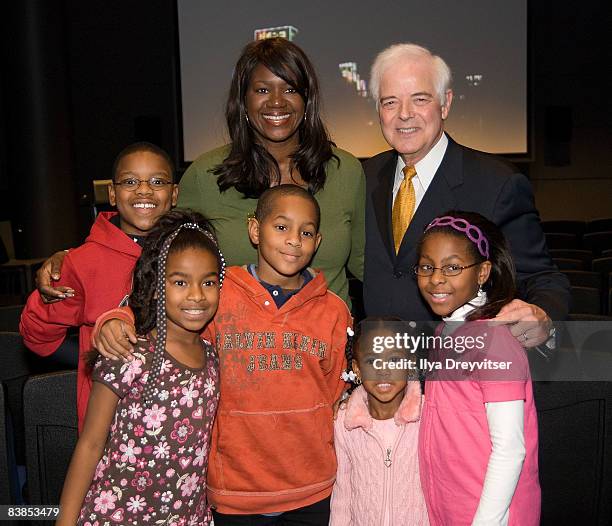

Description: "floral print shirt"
78 335 219 526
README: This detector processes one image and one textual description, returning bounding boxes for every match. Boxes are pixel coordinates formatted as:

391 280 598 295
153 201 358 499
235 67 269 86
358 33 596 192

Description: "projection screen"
177 0 527 161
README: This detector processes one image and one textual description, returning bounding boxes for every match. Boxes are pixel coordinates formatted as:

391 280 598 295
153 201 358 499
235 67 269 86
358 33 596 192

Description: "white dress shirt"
392 133 449 209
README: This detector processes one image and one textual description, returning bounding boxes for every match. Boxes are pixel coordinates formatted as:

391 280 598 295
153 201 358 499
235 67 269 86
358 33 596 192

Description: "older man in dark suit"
363 43 569 347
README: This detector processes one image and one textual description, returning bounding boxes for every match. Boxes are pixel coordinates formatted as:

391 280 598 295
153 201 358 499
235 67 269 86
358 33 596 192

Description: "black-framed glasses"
113 178 173 192
413 262 480 277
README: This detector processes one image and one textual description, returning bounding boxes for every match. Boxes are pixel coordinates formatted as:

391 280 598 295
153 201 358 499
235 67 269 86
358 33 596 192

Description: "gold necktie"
392 165 417 253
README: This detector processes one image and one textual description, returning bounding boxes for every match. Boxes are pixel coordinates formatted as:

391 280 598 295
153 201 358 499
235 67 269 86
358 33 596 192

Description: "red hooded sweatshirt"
20 212 141 431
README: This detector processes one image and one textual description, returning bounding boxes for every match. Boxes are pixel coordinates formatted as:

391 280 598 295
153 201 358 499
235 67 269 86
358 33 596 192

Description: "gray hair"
370 43 452 106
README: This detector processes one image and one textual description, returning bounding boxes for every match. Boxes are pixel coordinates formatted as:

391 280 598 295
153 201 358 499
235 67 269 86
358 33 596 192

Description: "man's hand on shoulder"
493 299 553 348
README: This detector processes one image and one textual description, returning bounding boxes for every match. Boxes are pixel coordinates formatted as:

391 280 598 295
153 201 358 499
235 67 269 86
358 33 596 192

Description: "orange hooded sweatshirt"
206 266 350 514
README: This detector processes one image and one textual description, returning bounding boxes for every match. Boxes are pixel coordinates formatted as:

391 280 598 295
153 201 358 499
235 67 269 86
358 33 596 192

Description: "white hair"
370 43 452 106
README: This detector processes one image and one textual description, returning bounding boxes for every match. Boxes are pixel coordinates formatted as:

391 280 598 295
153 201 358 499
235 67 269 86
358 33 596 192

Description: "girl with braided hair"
332 318 427 525
58 209 225 526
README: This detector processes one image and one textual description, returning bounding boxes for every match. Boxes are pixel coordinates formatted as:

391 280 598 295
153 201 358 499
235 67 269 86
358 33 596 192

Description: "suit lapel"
372 152 398 260
396 138 465 262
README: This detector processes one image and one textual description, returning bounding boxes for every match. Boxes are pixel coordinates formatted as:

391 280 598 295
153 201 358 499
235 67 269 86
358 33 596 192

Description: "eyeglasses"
413 262 480 277
113 178 173 192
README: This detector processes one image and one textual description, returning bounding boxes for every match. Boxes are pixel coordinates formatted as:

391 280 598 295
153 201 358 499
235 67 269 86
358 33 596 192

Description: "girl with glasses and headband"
415 210 540 525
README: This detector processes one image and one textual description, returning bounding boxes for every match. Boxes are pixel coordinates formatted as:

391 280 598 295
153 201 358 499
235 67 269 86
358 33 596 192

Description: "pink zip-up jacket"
331 384 429 526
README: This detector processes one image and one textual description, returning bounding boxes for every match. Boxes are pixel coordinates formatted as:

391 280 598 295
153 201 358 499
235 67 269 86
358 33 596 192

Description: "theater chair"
24 371 77 511
534 381 612 525
0 386 11 505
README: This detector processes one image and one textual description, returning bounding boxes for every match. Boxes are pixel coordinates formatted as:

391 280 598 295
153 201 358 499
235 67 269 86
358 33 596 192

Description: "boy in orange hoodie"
20 142 178 432
93 185 351 524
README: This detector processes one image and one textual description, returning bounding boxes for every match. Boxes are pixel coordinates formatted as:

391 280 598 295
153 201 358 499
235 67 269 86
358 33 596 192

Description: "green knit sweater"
177 145 365 305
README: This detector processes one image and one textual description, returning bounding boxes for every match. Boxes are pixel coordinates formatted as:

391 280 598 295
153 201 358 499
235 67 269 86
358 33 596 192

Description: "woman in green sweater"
37 38 364 307
178 38 364 305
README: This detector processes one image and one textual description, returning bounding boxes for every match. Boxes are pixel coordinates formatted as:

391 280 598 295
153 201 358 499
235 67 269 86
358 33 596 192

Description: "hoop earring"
245 114 250 123
477 283 485 298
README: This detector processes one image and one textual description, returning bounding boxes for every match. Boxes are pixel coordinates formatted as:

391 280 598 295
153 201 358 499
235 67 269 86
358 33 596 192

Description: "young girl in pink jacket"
415 212 540 525
330 318 429 525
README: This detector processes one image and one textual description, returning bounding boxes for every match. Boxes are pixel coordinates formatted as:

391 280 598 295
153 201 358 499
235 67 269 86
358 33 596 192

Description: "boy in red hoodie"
19 142 178 432
92 185 351 524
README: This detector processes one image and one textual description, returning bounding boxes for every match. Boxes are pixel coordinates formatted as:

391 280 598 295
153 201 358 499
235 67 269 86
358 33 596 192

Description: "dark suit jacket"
363 137 571 321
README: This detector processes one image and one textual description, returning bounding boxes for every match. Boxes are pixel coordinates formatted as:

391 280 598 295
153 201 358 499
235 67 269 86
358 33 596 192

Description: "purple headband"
424 216 490 259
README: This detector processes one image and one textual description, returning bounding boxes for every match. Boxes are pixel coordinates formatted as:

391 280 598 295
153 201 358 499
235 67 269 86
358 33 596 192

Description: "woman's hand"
35 250 75 303
93 319 138 361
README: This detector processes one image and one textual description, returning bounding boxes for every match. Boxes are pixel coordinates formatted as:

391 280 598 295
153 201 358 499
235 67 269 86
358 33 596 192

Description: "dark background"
0 0 610 258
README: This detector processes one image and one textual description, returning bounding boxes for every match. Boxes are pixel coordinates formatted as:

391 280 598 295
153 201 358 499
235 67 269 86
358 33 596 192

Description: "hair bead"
142 221 226 407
